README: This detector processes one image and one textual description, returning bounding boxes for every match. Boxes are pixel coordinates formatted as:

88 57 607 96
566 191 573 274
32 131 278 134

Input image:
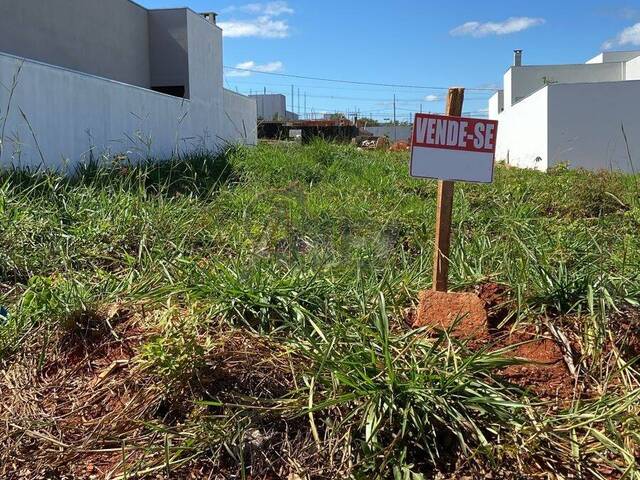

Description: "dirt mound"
413 290 488 344
411 284 574 399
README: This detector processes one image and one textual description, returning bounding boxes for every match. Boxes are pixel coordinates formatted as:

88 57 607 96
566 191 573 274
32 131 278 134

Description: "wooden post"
432 87 465 292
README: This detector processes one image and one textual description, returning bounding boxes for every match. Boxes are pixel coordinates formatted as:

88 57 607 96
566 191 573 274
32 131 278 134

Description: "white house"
0 0 257 170
489 50 640 172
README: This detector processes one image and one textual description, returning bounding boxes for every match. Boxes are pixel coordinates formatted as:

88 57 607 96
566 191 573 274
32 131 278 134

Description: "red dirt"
498 330 575 399
390 140 410 151
412 290 488 342
474 282 511 330
411 284 574 399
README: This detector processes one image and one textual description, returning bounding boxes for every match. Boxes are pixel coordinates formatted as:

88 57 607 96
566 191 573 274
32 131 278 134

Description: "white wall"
224 89 257 145
0 53 211 169
185 10 224 140
625 56 640 80
587 51 640 64
0 51 257 169
503 69 513 111
494 87 548 170
488 90 504 119
0 6 257 169
250 94 287 120
362 126 413 142
506 63 624 106
586 53 604 64
547 81 640 172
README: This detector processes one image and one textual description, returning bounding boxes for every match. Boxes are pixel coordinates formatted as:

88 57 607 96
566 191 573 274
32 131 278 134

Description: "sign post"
410 87 498 292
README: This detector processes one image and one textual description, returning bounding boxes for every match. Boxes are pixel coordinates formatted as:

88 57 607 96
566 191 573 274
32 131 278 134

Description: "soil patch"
0 304 161 479
412 290 488 344
411 284 574 399
498 330 575 399
474 282 512 330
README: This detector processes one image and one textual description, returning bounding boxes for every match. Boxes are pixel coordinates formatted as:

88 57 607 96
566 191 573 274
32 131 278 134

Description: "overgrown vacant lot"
1 142 639 479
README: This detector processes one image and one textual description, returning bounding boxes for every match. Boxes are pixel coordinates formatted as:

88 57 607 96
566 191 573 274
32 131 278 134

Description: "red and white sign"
410 113 498 183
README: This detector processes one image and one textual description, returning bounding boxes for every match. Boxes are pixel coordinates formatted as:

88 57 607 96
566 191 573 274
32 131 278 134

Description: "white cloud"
226 60 284 77
450 17 545 37
603 22 640 49
241 2 294 16
219 16 290 38
220 2 293 38
424 94 440 102
224 1 293 16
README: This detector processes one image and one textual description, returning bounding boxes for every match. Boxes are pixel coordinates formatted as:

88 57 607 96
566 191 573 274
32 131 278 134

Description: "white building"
0 0 257 170
489 50 640 172
362 126 413 142
249 94 298 121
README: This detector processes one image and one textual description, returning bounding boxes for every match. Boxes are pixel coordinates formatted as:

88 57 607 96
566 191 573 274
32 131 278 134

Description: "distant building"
249 94 298 121
489 50 640 172
0 0 256 169
361 126 413 142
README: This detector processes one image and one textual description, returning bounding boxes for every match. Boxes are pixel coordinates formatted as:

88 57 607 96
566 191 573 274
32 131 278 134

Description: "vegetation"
1 141 639 479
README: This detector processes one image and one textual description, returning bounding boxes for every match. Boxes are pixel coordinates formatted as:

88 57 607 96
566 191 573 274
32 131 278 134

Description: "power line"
228 78 493 95
223 66 499 92
243 90 490 103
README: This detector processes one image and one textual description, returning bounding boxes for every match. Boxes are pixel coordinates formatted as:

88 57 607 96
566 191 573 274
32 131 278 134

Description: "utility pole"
291 84 294 117
304 92 307 120
393 94 397 142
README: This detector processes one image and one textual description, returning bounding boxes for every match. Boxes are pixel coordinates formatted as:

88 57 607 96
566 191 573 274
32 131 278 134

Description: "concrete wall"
506 63 624 106
285 110 299 120
547 81 640 172
0 52 208 169
0 5 257 169
625 56 640 80
250 94 287 120
186 10 222 107
488 90 504 119
0 0 151 87
494 87 549 170
363 125 413 142
149 9 190 96
587 51 640 64
586 53 604 64
224 89 257 145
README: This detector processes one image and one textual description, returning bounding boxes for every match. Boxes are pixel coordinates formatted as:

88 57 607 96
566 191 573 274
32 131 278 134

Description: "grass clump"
1 141 639 479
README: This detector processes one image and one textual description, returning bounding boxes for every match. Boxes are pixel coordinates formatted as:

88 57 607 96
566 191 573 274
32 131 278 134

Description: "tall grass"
1 142 639 478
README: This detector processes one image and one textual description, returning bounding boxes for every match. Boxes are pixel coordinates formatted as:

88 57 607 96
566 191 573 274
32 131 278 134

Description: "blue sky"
142 0 640 120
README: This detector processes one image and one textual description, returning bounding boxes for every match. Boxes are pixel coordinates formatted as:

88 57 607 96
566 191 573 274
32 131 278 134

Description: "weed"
1 142 639 478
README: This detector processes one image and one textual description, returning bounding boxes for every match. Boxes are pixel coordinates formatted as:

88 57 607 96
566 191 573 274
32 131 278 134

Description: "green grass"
1 141 639 478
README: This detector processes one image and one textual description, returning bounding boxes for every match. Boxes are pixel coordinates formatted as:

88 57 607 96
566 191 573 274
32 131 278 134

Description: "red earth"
411 285 574 399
